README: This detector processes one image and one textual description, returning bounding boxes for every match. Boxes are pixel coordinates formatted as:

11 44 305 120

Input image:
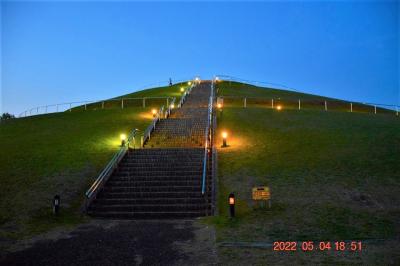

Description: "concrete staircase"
87 81 213 219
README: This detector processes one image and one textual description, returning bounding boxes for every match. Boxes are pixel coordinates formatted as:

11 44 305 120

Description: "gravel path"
0 219 217 266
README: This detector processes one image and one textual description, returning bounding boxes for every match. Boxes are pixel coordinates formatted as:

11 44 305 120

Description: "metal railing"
201 81 215 195
84 127 139 211
216 75 400 114
18 96 174 118
178 84 194 108
141 105 165 147
218 95 400 115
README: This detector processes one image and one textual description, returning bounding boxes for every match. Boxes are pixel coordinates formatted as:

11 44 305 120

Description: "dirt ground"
0 219 217 266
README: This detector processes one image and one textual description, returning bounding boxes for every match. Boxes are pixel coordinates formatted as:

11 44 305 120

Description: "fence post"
141 136 144 147
85 104 87 111
70 103 72 112
374 105 377 114
102 101 104 109
25 111 27 117
350 103 353 113
143 98 146 108
244 98 247 108
45 106 48 113
121 99 124 109
271 99 274 109
298 99 301 110
37 107 39 114
396 106 399 116
325 101 327 111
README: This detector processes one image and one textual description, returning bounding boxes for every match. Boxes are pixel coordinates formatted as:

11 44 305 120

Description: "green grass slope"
213 81 400 264
0 83 188 240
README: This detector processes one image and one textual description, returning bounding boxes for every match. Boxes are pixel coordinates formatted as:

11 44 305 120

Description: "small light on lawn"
228 193 235 217
170 104 175 109
217 103 222 109
222 131 228 147
53 195 60 215
180 87 184 93
277 105 282 111
151 109 157 117
120 134 127 146
188 81 192 85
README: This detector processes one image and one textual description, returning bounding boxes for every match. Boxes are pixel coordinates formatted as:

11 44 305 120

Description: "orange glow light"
151 109 157 115
277 105 282 110
222 132 228 139
229 197 235 205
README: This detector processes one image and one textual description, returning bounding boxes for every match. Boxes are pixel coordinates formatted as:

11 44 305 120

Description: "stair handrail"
178 84 194 108
201 81 214 195
165 97 176 118
141 105 165 147
84 127 139 210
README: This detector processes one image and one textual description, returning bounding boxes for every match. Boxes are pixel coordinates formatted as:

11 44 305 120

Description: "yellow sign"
252 186 270 200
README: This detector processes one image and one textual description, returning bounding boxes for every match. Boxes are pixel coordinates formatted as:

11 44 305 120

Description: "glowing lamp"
222 131 228 147
180 87 184 93
217 103 222 109
228 193 235 217
120 133 127 146
151 109 157 117
276 105 282 111
188 81 192 85
170 104 175 109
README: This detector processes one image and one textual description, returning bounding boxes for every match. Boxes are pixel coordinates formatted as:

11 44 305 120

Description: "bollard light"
276 105 282 111
217 103 223 110
188 81 192 85
151 109 157 117
180 87 184 93
228 193 235 217
170 103 175 109
53 195 60 215
222 131 228 147
120 133 127 146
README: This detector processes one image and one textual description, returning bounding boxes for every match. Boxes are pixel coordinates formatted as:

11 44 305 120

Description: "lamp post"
229 193 235 218
53 195 60 215
151 109 157 118
222 131 228 147
120 134 127 147
276 105 282 111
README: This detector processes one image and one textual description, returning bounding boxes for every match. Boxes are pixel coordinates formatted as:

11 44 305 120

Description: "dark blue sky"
1 1 399 114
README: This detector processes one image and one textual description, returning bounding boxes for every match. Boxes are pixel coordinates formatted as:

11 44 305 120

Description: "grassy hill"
0 82 188 239
212 81 400 264
1 79 399 264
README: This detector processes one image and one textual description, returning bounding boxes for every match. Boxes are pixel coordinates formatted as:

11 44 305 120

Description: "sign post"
252 186 271 208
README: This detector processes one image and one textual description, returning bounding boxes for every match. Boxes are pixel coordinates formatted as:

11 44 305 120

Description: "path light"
170 103 175 109
217 103 223 110
215 76 220 82
188 81 192 85
151 109 157 118
120 133 127 146
276 105 282 111
53 195 60 215
229 193 235 217
222 131 228 147
180 87 184 93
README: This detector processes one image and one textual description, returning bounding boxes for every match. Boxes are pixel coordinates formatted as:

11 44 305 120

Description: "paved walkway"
0 220 217 266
